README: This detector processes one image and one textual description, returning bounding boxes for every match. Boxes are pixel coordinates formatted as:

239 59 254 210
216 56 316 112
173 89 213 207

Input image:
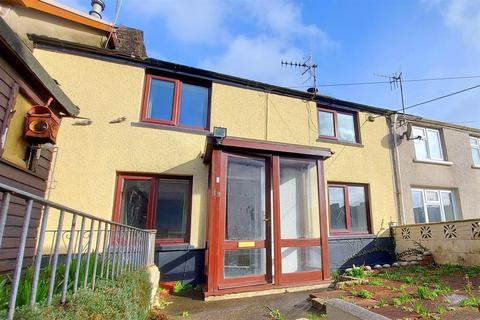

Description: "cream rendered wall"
33 49 208 248
34 48 397 251
211 85 397 237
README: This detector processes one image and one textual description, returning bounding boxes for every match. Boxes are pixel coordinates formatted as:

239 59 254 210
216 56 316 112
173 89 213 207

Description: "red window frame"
112 174 192 246
141 74 211 131
317 107 359 143
327 183 371 236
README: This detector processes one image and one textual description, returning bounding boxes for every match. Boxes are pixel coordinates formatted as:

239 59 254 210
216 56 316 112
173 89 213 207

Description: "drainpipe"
389 114 406 225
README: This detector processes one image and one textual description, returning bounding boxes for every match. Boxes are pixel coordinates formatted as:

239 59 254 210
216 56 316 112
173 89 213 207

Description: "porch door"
218 153 272 289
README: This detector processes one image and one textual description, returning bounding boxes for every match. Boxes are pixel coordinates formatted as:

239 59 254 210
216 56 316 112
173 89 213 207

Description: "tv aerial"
281 54 318 94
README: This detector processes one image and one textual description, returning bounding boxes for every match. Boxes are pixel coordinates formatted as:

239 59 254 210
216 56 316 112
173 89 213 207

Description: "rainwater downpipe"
389 114 406 225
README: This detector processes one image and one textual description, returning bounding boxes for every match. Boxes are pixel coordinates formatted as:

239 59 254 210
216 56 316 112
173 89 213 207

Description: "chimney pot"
89 0 105 19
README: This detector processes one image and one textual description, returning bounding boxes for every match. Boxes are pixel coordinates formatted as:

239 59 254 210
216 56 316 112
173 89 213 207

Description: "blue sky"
60 0 480 127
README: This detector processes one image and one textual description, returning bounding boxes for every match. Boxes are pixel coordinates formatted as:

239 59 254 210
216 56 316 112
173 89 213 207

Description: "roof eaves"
0 17 79 116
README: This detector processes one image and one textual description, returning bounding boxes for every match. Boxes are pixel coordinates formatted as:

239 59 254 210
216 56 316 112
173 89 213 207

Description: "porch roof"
203 136 332 163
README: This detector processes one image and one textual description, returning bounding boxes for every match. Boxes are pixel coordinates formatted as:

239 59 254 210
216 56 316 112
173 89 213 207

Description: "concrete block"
326 298 390 320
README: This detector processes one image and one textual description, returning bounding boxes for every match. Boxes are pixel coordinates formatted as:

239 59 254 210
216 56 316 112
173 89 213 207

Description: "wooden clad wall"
0 55 52 273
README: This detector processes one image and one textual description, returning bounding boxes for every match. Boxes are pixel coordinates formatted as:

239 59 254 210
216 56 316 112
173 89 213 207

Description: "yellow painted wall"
3 93 30 168
34 48 396 251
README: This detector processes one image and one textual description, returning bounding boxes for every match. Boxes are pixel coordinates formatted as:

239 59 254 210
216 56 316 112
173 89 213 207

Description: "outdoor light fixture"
212 127 227 140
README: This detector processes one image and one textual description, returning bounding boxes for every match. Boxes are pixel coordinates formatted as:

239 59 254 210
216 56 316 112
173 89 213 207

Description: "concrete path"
162 289 324 320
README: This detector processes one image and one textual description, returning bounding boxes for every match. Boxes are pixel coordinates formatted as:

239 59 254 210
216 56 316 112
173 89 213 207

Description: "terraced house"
6 0 479 299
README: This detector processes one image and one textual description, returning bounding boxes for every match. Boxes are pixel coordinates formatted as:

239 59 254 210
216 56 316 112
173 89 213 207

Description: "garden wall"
392 219 480 266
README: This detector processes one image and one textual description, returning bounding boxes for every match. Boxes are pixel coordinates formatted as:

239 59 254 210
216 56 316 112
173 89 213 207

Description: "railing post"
0 192 11 248
30 206 50 306
48 210 65 305
61 214 77 303
6 199 33 320
83 219 95 288
73 216 86 294
147 230 156 266
91 221 102 289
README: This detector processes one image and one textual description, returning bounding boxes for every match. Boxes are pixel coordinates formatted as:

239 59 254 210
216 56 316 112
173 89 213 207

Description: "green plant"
182 310 190 317
399 284 410 291
417 286 438 300
398 292 411 304
15 269 151 320
330 271 340 280
392 298 401 306
305 311 326 319
436 305 446 314
377 298 387 307
368 278 383 286
351 289 374 299
400 276 415 284
460 296 480 308
344 265 365 279
412 301 430 318
266 306 286 320
433 282 451 294
173 281 193 293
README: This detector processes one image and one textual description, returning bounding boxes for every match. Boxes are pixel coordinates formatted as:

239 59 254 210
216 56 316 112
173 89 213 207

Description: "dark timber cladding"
0 18 78 273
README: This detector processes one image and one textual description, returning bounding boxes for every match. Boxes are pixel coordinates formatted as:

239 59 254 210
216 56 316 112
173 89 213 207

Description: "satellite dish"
405 122 413 140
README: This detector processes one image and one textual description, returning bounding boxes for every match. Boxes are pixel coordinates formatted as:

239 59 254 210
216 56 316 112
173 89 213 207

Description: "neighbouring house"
0 17 79 272
390 114 480 225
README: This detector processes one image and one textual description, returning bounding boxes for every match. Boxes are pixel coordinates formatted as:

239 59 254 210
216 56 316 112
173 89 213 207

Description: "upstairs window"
411 188 457 223
412 126 444 161
142 74 210 130
470 137 480 166
318 108 358 143
328 184 370 235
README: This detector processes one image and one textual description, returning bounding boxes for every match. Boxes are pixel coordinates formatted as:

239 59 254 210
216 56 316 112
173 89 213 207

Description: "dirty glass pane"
348 186 368 232
427 205 442 222
147 79 174 120
280 159 319 239
179 83 209 128
155 179 190 240
226 157 266 240
338 113 356 142
224 249 265 278
412 190 426 223
413 128 428 160
318 111 334 137
328 187 346 230
119 179 150 229
425 190 439 202
426 129 443 160
441 192 456 221
281 247 321 273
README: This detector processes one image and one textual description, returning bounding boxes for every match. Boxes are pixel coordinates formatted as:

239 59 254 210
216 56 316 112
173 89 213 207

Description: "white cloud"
200 35 305 86
122 0 230 45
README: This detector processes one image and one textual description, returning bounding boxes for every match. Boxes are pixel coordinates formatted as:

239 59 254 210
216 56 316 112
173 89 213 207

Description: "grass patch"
13 269 151 320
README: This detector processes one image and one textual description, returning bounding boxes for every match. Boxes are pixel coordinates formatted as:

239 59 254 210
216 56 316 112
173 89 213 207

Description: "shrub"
13 269 151 320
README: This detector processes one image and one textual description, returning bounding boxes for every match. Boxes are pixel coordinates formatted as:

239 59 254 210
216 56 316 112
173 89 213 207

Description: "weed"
460 296 480 308
351 289 374 299
412 301 430 318
399 292 411 304
392 298 401 306
173 281 193 293
305 311 326 319
433 282 451 294
368 279 384 286
330 271 340 280
400 276 415 284
399 284 410 291
266 306 286 320
182 310 190 317
344 265 365 278
436 305 446 314
377 298 387 307
417 286 438 300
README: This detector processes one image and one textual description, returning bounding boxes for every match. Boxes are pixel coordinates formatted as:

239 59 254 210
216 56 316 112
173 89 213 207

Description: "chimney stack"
89 0 105 19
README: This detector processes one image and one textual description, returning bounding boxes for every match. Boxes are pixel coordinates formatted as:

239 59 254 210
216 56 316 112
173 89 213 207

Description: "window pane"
328 187 346 230
426 130 443 159
470 137 478 146
179 83 209 128
155 179 190 240
427 205 442 222
337 113 356 142
348 186 368 232
147 79 175 120
119 179 150 229
412 190 426 223
224 249 265 278
425 190 439 202
280 159 319 239
318 111 335 137
472 148 480 166
226 157 266 240
413 128 428 160
281 246 321 273
441 192 456 221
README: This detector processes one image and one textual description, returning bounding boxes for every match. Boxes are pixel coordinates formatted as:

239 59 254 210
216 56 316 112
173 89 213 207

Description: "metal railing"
0 182 156 320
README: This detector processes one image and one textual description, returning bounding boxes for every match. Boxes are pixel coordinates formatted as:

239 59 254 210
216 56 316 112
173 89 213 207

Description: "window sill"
156 243 195 251
316 138 363 148
328 233 375 240
131 121 210 135
413 159 453 166
472 165 480 169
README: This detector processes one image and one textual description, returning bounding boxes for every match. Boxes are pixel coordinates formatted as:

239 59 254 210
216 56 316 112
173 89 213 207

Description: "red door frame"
204 149 330 296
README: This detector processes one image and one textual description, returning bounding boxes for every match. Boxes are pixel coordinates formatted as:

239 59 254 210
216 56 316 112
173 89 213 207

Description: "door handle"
263 218 270 222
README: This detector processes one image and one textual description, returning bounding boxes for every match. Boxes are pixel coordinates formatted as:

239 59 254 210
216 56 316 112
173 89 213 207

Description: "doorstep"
204 281 333 302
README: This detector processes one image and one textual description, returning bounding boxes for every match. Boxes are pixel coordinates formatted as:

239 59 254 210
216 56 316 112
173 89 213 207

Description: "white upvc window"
412 126 444 161
411 188 457 224
470 137 480 166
